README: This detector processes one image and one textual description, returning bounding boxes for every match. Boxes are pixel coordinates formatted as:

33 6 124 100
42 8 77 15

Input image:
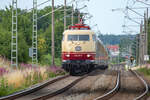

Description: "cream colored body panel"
62 30 96 53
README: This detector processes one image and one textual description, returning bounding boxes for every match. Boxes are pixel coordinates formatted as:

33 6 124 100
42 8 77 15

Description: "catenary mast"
32 0 38 66
11 0 18 69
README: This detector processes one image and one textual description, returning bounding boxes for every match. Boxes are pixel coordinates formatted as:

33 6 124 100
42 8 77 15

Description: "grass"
0 78 26 97
0 56 66 97
137 67 150 76
0 66 66 97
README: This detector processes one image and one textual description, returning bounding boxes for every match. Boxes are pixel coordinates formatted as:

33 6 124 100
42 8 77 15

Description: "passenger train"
61 21 109 75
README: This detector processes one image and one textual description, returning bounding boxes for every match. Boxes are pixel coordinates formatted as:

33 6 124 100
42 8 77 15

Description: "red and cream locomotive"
61 21 108 75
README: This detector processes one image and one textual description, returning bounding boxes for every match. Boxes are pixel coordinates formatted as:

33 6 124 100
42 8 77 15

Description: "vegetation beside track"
0 65 66 97
137 66 150 77
137 67 150 76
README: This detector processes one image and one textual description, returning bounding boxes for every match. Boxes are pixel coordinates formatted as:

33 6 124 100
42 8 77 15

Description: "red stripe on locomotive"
62 52 96 60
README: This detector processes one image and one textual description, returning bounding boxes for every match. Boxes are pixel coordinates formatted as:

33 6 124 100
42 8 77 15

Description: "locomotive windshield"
68 35 78 41
79 35 89 41
68 35 89 41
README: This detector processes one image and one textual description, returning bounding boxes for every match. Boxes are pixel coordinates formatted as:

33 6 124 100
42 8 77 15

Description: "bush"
40 54 61 66
138 68 150 75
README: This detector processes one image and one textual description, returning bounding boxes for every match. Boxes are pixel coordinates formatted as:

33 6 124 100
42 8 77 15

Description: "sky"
0 0 147 35
86 0 126 34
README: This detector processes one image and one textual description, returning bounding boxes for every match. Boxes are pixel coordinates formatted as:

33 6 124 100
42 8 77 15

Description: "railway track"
130 70 149 100
93 71 120 100
93 67 149 100
32 75 87 100
0 68 103 100
0 75 70 100
0 74 88 100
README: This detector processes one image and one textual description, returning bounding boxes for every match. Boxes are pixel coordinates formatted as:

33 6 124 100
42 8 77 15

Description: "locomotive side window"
92 35 96 41
79 35 89 41
68 35 78 41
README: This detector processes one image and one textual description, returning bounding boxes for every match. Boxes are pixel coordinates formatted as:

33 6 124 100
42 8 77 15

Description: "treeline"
0 5 79 65
99 34 135 45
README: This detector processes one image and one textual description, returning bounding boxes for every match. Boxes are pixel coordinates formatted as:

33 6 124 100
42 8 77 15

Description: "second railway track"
130 70 149 100
93 70 120 100
94 65 149 100
107 68 149 100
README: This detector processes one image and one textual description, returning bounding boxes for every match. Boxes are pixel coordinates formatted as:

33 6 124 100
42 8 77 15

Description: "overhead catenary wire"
136 0 150 7
18 0 51 15
126 6 144 17
37 0 76 20
125 16 141 24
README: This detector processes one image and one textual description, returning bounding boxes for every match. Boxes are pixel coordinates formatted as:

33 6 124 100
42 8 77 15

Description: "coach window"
79 35 89 41
68 35 78 41
92 35 96 41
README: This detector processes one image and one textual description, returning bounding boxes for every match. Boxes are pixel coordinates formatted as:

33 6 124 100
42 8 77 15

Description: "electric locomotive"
61 22 108 75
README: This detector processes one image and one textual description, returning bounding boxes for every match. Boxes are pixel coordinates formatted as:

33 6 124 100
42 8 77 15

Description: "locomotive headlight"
66 54 70 57
87 54 91 58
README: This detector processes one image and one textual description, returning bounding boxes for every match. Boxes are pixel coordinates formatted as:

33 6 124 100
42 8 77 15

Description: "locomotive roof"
69 24 91 30
63 30 95 35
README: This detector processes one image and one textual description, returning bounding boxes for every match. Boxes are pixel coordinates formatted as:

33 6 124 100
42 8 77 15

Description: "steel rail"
130 70 149 100
0 75 69 100
93 71 120 100
32 75 88 100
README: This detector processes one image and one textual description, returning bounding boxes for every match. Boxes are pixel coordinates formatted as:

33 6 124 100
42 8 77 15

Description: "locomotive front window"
68 35 89 41
79 35 89 41
68 35 78 41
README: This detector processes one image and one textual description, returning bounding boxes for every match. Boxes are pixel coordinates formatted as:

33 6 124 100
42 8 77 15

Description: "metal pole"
72 4 74 26
51 0 55 66
75 1 80 23
145 8 149 66
32 0 38 66
144 12 147 56
78 10 80 23
141 21 145 64
64 0 66 30
146 8 148 56
11 0 18 69
136 34 139 65
118 54 119 64
143 10 149 64
139 22 142 65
